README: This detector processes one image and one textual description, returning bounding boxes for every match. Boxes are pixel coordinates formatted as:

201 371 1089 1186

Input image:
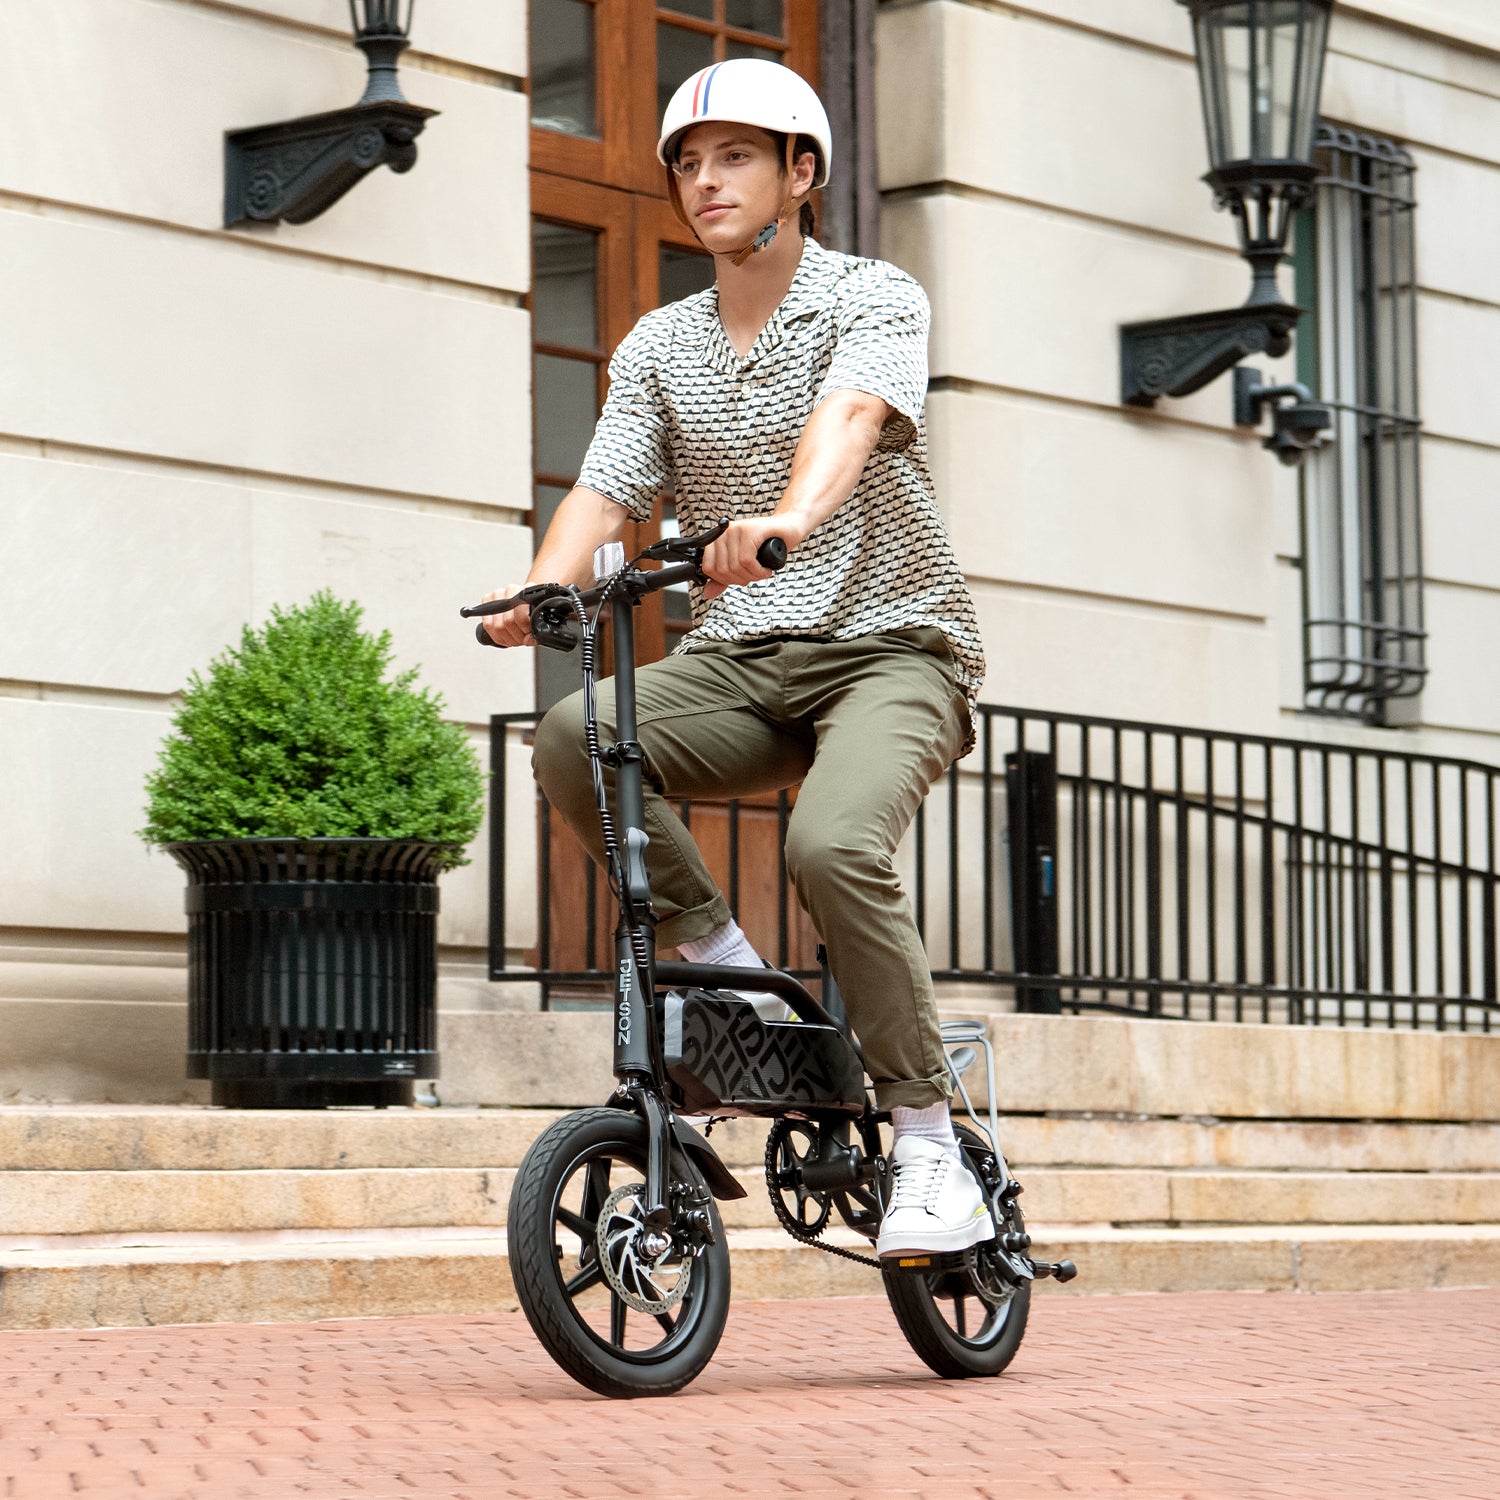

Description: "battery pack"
663 989 865 1117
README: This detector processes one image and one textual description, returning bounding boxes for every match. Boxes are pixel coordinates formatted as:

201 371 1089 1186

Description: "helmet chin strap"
666 134 807 267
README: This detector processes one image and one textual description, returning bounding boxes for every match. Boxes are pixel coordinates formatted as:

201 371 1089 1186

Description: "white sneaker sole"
876 1208 995 1259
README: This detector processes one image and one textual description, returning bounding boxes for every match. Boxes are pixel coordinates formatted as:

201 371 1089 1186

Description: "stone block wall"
0 0 533 1098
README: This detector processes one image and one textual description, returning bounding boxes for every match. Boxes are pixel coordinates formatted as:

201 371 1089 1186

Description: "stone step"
2 1223 1497 1332
7 1106 1499 1174
5 1160 1499 1237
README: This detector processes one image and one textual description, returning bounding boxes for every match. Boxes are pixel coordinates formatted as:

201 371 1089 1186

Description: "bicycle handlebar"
461 527 787 650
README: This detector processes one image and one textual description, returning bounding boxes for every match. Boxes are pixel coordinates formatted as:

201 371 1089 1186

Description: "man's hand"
479 587 535 648
702 516 799 600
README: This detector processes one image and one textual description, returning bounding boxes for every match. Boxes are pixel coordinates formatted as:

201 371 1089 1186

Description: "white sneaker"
876 1136 995 1258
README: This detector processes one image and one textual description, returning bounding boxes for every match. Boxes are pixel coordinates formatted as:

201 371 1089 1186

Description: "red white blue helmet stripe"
691 62 725 117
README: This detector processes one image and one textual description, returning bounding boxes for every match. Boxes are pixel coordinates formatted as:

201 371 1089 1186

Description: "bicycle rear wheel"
882 1124 1031 1378
507 1106 731 1399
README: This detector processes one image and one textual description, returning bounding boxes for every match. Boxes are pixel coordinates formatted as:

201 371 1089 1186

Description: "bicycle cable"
576 550 672 989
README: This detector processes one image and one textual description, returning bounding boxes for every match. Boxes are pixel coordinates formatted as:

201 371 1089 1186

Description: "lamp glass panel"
1288 5 1330 161
1195 0 1325 166
353 1 414 33
658 23 716 125
534 354 600 479
532 0 597 138
533 221 600 350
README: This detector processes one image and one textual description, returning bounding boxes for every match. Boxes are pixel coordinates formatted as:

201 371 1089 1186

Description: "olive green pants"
532 628 970 1109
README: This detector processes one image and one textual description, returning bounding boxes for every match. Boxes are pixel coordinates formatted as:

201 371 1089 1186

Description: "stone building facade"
2 0 1497 1101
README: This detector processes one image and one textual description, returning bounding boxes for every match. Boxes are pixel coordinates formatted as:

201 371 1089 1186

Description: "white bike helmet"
657 58 832 263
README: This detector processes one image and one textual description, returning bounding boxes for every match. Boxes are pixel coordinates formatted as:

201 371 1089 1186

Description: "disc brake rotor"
596 1181 692 1316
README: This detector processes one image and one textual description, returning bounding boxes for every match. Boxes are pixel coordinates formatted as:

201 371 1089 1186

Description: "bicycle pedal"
1029 1257 1079 1283
884 1250 971 1275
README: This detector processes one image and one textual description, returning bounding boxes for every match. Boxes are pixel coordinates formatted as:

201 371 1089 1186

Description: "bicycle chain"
761 1123 1034 1279
763 1120 883 1270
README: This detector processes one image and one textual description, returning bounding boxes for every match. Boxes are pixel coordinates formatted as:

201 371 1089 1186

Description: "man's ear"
794 151 817 198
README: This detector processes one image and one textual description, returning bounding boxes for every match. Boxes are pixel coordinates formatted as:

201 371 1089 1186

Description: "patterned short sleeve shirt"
575 237 986 746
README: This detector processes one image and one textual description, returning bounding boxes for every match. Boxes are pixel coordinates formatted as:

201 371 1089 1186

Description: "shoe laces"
888 1147 951 1212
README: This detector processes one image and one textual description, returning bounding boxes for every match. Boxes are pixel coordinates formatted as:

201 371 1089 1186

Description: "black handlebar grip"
475 622 501 648
757 537 788 571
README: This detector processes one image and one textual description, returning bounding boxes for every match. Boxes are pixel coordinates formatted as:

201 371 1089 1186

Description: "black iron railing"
489 706 1500 1031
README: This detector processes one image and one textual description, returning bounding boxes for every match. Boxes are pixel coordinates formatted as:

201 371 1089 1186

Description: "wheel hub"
597 1181 692 1315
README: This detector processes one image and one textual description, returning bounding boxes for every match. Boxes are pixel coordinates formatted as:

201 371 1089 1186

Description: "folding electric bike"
463 522 1075 1399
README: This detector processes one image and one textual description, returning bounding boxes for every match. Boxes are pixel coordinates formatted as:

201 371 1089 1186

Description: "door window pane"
660 0 715 18
534 354 600 479
535 483 580 712
726 38 779 63
533 222 599 350
533 482 574 541
532 0 597 137
659 244 716 307
726 0 783 36
658 23 716 124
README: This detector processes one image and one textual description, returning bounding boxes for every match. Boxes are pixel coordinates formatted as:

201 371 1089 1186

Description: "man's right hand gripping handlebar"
460 520 788 651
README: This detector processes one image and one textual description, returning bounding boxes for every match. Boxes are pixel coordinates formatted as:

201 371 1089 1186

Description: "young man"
483 59 990 1259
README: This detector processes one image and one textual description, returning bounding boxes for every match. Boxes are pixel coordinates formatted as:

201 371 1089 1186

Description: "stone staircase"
2 1012 1498 1329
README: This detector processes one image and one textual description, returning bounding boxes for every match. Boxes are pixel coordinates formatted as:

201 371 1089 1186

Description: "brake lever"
460 582 561 619
637 523 788 578
637 518 731 563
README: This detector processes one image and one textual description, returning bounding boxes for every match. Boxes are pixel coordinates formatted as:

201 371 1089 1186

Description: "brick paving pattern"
1 1287 1497 1499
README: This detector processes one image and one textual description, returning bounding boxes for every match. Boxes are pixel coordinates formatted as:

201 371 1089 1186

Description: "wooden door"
528 1 823 985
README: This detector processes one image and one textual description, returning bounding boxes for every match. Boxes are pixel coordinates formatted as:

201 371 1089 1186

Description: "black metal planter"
170 839 445 1108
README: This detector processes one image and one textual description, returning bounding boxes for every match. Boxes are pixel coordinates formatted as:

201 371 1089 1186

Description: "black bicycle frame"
600 576 853 1223
464 535 849 1228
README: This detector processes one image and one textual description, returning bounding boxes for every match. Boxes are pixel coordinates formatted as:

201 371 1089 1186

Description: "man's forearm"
529 485 632 586
773 389 889 545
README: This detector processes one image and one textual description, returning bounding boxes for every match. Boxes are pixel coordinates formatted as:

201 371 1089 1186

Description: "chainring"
596 1181 692 1316
764 1119 834 1240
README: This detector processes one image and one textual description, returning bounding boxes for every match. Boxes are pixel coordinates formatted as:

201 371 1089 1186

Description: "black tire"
882 1124 1031 1379
507 1106 731 1399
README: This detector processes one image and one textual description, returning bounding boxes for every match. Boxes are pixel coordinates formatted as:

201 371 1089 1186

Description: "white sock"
677 919 789 1022
891 1101 960 1158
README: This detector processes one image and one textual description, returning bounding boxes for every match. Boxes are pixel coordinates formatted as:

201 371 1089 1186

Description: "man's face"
673 124 787 253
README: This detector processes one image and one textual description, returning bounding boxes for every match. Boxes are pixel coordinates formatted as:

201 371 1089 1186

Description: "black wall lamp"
1120 0 1334 432
225 2 437 229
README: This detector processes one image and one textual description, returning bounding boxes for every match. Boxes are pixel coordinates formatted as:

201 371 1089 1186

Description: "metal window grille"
1297 124 1425 721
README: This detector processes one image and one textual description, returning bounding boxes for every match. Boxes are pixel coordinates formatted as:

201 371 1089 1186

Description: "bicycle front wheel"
507 1107 731 1398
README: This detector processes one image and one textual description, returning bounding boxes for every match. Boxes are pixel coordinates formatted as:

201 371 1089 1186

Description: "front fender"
603 1091 748 1201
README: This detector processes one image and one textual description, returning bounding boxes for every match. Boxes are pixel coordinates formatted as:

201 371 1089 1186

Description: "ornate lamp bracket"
224 12 436 229
1120 301 1302 408
225 99 437 228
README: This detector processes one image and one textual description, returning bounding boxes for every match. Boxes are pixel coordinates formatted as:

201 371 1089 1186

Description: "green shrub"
141 592 484 869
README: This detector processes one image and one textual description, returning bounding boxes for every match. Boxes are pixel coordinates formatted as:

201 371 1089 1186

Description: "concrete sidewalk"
1 1287 1496 1498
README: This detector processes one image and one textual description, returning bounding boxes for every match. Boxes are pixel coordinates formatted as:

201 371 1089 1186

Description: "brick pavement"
1 1287 1497 1499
